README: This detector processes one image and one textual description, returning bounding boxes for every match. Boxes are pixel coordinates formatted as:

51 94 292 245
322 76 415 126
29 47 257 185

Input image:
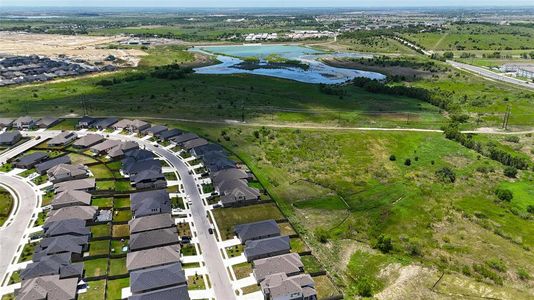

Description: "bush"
435 167 456 183
356 276 373 297
517 268 531 280
504 136 520 143
404 158 411 166
151 64 192 79
495 188 513 202
375 234 393 253
486 258 507 272
503 166 518 178
527 205 534 214
389 155 396 161
314 227 330 243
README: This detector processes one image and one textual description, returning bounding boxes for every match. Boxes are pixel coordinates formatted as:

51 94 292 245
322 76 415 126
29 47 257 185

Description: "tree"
389 155 396 161
503 166 518 178
435 167 456 183
404 158 411 166
495 188 513 202
443 51 454 59
375 234 393 253
527 205 534 214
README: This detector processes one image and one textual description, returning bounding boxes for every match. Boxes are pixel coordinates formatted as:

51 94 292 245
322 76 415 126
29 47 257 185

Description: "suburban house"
108 141 139 159
130 189 171 217
244 236 291 262
0 118 14 128
112 119 133 130
129 214 175 234
129 262 187 296
77 116 97 128
260 273 317 300
122 158 161 176
20 253 84 280
0 130 22 146
47 164 89 183
218 179 261 207
73 134 105 148
170 132 199 145
128 284 190 300
35 155 71 175
202 151 236 172
190 143 224 157
129 228 180 251
126 244 181 272
235 220 281 244
182 138 208 151
51 190 92 209
131 169 167 189
124 149 155 161
53 178 96 193
211 168 251 184
142 125 168 136
43 219 90 237
90 139 120 155
35 117 60 128
45 206 98 225
32 237 87 262
157 128 182 141
47 131 77 147
13 116 36 130
91 117 118 130
252 253 304 282
113 119 150 133
16 274 78 300
14 151 49 169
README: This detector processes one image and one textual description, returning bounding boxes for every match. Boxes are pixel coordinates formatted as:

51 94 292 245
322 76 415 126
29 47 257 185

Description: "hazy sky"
1 0 533 7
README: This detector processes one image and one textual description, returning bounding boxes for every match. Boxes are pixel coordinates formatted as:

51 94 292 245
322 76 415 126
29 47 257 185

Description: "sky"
1 0 533 7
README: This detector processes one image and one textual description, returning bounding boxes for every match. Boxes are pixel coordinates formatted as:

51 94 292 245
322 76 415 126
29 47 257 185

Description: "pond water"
191 44 386 84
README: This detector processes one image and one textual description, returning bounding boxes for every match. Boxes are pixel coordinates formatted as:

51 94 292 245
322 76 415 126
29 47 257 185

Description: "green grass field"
0 187 13 226
402 24 534 51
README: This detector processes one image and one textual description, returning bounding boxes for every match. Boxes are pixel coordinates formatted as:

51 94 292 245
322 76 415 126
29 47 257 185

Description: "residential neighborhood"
0 117 332 300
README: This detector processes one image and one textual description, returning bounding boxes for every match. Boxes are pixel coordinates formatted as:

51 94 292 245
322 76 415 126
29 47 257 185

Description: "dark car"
208 228 214 235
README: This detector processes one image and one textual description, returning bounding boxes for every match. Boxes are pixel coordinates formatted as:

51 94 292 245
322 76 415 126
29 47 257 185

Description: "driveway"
0 175 38 284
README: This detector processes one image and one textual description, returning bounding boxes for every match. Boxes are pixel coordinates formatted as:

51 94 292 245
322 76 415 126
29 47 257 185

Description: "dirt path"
432 32 449 51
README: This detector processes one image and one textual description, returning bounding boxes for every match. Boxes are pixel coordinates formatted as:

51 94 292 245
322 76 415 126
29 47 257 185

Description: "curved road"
108 134 236 300
0 175 38 284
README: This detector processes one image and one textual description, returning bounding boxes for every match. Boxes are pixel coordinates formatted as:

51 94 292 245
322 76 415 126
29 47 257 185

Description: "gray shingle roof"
54 178 96 193
51 190 91 209
244 236 290 261
14 151 48 168
128 284 190 300
142 125 168 135
47 131 77 146
157 128 182 140
182 138 208 151
130 189 171 218
17 274 78 300
129 214 175 234
43 219 90 237
130 262 186 293
0 130 21 145
73 133 104 148
129 228 179 251
253 253 304 282
45 206 97 225
126 245 181 272
35 155 71 174
170 132 198 144
235 219 280 243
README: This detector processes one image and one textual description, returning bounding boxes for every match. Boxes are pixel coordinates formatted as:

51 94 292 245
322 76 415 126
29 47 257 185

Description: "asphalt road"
0 175 37 284
448 60 534 90
108 134 236 300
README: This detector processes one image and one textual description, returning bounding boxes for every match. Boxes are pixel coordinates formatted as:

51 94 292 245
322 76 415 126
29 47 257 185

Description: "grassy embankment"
0 186 14 226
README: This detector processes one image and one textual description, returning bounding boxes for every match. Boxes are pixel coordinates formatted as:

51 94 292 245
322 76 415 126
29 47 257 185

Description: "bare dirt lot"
0 32 146 66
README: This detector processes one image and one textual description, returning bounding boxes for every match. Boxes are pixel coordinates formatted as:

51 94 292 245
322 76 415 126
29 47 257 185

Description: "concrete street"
448 60 534 90
0 175 37 284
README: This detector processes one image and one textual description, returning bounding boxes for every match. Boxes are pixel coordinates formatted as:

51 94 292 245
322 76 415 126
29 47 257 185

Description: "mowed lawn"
173 122 534 298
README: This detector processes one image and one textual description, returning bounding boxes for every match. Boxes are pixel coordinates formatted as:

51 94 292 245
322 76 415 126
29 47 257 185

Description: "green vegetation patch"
0 187 14 226
213 203 284 240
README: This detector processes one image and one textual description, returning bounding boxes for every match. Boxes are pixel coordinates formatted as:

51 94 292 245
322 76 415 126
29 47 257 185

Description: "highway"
0 175 37 284
447 60 534 90
108 134 236 300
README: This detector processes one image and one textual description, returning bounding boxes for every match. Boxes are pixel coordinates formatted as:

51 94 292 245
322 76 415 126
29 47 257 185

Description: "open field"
402 24 534 52
0 32 146 66
170 121 534 298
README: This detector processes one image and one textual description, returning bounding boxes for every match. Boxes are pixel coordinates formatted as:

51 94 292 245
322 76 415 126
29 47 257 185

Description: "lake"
191 44 386 84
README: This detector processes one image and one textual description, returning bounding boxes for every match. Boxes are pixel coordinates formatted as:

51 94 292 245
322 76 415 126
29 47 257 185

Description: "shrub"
517 268 531 281
527 205 534 214
375 234 393 253
495 188 513 202
504 136 520 143
404 158 411 166
486 258 507 272
314 227 330 243
503 166 518 178
435 167 456 183
356 277 373 297
389 155 396 161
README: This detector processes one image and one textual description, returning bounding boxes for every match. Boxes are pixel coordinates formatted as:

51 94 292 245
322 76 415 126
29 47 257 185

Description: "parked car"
208 228 214 234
